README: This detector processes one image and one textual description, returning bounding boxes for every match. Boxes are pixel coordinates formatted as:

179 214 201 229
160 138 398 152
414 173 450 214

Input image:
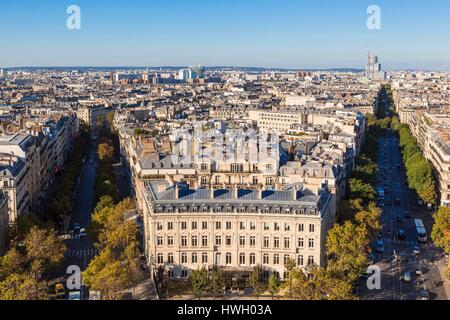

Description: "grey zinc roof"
145 180 329 216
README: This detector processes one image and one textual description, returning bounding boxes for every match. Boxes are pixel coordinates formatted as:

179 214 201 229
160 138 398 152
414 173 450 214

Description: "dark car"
398 229 406 240
395 198 401 205
396 215 403 222
405 212 411 219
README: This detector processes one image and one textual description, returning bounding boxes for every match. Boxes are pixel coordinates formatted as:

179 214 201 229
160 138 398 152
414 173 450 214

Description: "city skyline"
1 0 450 70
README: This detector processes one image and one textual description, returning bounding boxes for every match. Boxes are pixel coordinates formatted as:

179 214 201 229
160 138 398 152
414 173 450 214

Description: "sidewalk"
436 255 450 300
121 277 159 300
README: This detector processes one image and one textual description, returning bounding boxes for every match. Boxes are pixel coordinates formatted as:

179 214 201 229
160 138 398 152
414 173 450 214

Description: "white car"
79 228 87 239
402 272 412 282
413 246 420 255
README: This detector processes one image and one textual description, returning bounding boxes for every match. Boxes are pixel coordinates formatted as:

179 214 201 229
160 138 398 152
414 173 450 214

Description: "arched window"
226 253 232 265
273 254 280 265
263 254 269 265
250 253 256 266
215 253 222 266
284 255 290 265
239 253 246 266
181 253 188 264
192 253 198 264
168 253 174 264
308 256 315 266
298 255 304 266
157 253 164 264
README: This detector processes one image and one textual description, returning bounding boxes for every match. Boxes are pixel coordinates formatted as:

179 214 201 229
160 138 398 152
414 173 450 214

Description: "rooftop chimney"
234 186 239 199
175 184 180 199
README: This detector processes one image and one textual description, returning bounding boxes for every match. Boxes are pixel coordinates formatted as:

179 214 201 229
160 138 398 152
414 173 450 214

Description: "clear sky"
1 0 450 70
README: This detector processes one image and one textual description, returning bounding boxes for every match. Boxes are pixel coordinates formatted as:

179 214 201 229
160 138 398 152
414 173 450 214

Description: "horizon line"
2 65 446 72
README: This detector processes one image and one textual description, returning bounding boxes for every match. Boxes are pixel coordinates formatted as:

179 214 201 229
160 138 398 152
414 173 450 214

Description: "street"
359 94 448 300
57 134 99 298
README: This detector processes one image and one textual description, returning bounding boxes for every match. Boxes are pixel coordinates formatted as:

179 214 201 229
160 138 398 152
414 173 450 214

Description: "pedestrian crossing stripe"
66 249 99 257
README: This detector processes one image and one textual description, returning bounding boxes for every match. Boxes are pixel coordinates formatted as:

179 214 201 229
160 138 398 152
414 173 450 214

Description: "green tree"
355 202 381 240
268 274 280 300
348 178 375 203
189 267 209 300
248 265 266 299
431 207 450 255
284 258 298 297
208 267 225 299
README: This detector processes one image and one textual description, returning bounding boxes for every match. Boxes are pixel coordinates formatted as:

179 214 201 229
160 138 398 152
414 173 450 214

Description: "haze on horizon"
1 0 450 71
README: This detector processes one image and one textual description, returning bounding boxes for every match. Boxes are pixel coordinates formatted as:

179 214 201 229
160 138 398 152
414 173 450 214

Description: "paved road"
57 135 99 298
359 91 448 300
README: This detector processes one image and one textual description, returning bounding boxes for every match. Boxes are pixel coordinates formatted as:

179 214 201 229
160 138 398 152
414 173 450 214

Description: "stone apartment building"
0 191 8 255
143 181 335 281
0 114 80 223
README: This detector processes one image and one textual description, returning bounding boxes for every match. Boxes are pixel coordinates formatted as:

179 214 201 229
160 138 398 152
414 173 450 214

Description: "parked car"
69 291 81 300
418 290 430 300
402 272 412 282
395 198 401 205
376 240 385 253
413 246 420 255
415 265 423 276
79 228 87 239
396 215 403 222
398 229 406 240
55 283 66 299
405 211 411 219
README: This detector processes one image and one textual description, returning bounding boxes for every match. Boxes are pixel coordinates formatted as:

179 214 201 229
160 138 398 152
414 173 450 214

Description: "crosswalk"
66 248 99 258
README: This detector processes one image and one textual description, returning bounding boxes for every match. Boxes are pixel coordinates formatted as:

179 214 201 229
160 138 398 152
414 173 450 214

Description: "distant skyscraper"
189 65 205 79
366 53 386 81
178 69 190 82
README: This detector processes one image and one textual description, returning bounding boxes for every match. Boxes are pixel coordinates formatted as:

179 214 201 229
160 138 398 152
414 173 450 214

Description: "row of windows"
157 221 316 233
157 235 316 249
157 205 318 215
157 252 315 267
200 176 275 185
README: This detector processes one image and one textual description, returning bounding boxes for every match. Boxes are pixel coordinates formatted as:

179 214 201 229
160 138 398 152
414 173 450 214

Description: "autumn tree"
23 226 66 278
417 179 437 206
0 248 25 282
83 248 133 300
83 198 142 298
98 143 114 162
326 221 370 283
0 273 49 300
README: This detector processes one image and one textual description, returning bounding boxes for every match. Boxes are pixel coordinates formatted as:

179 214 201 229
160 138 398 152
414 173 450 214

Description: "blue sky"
1 0 450 69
